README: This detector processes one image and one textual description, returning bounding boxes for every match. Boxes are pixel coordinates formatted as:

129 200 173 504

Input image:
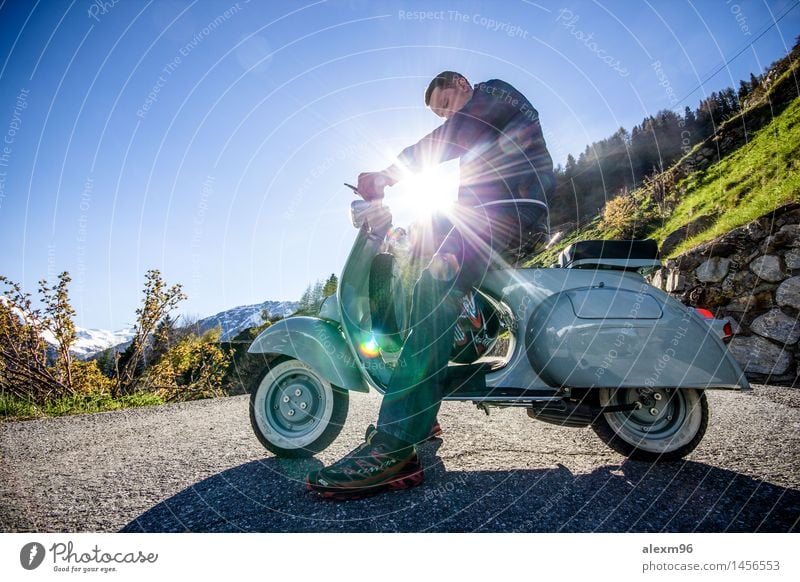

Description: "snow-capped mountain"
40 326 135 360
195 300 299 341
1 294 298 358
70 327 136 359
1 296 135 360
80 299 300 355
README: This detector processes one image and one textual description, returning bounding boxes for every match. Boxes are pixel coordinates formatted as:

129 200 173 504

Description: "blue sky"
0 0 798 330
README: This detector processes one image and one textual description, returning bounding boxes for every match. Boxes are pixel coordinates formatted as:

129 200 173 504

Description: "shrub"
601 190 659 239
145 328 231 402
114 270 186 397
71 360 114 395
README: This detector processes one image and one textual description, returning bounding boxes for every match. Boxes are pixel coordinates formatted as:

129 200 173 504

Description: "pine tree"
719 87 739 119
322 273 338 298
94 347 116 378
737 79 751 103
564 154 577 177
546 39 800 233
683 106 696 132
311 279 325 313
749 72 760 92
150 314 177 365
297 284 313 314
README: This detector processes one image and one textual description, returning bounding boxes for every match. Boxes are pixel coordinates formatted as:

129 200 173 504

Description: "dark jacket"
396 79 555 207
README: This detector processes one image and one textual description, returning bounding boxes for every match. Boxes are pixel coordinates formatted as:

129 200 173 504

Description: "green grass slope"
529 91 800 268
650 95 800 256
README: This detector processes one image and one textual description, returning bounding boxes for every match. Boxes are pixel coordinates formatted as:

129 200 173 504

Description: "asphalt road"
1 385 798 532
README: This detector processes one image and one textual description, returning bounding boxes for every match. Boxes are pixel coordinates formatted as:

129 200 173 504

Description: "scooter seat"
556 239 660 270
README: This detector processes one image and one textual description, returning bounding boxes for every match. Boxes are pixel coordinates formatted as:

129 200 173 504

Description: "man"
306 71 555 499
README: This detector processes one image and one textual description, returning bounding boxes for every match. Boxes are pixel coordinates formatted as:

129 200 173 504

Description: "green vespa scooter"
248 191 749 460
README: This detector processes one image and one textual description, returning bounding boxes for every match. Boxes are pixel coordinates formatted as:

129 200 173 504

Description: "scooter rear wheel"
249 357 349 458
592 388 708 461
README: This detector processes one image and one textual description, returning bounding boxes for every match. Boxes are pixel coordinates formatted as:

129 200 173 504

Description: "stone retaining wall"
649 203 800 386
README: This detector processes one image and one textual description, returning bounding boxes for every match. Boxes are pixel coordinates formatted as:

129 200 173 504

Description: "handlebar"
344 182 384 203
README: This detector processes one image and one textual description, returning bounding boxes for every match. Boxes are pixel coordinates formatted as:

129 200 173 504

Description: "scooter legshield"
247 316 368 392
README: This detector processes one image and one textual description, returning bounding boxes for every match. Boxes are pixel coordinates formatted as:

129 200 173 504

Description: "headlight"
350 200 391 233
350 200 371 228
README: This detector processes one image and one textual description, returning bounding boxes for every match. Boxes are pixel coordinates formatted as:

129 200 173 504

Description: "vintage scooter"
248 191 749 461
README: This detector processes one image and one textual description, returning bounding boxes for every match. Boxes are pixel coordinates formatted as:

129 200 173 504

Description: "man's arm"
356 80 524 200
356 117 491 200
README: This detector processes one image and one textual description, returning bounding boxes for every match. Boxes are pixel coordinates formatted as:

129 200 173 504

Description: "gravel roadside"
1 385 798 532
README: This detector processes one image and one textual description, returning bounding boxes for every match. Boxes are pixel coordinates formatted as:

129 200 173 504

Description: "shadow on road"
122 441 799 533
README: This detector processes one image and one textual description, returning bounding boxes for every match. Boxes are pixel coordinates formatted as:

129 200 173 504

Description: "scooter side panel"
525 287 748 390
247 316 369 392
482 268 642 390
482 268 749 391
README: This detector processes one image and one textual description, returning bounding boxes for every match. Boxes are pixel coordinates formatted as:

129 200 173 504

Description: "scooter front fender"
247 316 368 392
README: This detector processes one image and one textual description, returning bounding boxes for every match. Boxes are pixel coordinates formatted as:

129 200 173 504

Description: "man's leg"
306 205 531 498
376 204 521 445
375 259 466 445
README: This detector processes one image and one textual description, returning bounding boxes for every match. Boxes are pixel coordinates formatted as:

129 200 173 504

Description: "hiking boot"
370 421 441 442
306 427 423 500
364 419 444 441
428 419 443 441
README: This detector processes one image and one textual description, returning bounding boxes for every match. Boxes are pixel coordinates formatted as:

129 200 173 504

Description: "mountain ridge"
194 299 300 341
2 297 301 359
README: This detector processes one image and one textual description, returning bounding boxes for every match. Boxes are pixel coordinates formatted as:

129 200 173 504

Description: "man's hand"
356 171 390 201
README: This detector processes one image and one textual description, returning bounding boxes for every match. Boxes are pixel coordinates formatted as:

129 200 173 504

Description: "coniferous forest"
547 45 794 230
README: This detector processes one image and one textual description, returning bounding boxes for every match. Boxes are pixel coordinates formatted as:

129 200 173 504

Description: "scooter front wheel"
249 357 349 458
592 388 708 461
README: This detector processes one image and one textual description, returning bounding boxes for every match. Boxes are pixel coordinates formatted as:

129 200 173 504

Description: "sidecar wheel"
592 388 708 461
249 358 349 458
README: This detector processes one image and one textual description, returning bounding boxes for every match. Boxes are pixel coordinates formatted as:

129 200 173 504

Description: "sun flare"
395 164 458 217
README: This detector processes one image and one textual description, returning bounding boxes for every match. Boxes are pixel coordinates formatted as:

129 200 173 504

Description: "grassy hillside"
650 95 800 256
529 68 800 266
